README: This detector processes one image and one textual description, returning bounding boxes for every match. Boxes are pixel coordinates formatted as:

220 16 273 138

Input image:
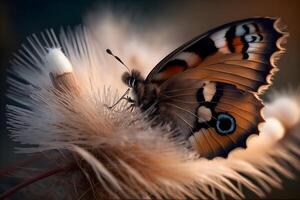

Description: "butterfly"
108 17 288 159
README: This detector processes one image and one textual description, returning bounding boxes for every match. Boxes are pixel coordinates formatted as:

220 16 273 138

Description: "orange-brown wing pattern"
146 17 288 159
158 80 263 159
188 83 263 159
146 17 288 94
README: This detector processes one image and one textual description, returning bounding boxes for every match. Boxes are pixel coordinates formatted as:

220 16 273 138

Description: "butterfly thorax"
122 70 160 110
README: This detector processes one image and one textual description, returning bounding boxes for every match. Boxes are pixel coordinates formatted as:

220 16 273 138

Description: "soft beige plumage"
3 14 300 199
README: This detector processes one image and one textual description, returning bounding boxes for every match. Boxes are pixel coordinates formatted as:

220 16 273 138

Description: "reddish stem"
0 164 76 200
0 155 41 177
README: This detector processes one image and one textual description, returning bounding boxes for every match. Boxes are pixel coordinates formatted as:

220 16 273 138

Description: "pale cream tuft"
44 48 73 76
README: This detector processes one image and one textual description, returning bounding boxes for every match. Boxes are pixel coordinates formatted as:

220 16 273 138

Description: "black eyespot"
215 113 236 135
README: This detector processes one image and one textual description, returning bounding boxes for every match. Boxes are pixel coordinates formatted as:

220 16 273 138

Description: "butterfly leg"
123 96 136 111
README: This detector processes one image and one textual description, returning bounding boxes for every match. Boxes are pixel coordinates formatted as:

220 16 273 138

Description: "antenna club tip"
106 49 112 54
105 48 130 72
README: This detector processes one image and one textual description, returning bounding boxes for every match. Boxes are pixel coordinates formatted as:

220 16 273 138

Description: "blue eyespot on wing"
189 83 264 159
215 113 236 136
150 17 288 159
158 80 264 159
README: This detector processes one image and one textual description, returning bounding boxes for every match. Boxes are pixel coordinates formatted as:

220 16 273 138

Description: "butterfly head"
105 48 145 89
122 69 159 110
122 69 144 88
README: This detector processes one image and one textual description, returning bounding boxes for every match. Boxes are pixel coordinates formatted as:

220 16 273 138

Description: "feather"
3 16 300 199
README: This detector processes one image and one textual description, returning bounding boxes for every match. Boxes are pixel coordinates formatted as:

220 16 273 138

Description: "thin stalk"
0 164 77 199
0 155 41 177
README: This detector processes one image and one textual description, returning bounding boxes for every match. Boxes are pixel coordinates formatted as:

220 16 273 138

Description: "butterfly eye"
128 77 137 88
215 113 236 135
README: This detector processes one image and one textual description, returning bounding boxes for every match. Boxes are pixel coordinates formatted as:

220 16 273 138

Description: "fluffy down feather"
3 15 300 199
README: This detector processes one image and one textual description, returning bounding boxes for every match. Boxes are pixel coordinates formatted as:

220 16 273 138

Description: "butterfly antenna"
106 49 130 72
106 88 130 109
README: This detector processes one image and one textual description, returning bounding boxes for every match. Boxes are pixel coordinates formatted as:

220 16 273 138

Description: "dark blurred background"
0 0 299 199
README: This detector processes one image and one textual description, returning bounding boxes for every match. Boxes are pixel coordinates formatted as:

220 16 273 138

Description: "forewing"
146 17 288 94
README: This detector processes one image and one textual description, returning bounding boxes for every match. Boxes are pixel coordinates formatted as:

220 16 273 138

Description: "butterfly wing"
158 78 263 159
150 17 288 158
146 17 288 94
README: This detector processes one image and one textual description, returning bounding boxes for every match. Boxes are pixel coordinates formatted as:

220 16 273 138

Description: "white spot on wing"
235 25 246 36
236 23 257 36
210 29 231 53
244 35 254 42
248 24 256 34
210 29 228 48
197 106 212 122
203 82 216 102
175 52 201 67
245 34 262 43
213 39 226 48
218 46 231 54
